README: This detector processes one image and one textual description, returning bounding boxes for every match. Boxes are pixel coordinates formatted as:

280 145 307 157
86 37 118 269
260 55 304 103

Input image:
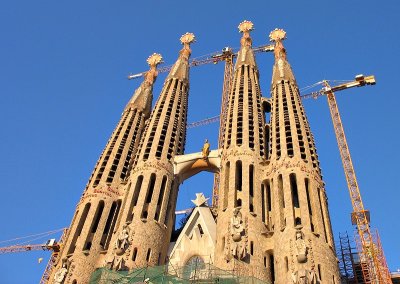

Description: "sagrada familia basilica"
49 21 340 284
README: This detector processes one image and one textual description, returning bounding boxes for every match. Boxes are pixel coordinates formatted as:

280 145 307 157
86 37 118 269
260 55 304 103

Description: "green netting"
89 263 268 284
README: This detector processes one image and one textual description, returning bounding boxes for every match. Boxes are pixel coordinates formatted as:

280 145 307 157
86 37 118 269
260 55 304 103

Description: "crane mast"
212 48 234 207
320 77 392 284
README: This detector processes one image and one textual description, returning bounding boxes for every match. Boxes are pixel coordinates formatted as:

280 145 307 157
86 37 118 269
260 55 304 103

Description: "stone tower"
265 28 339 283
104 33 195 270
214 20 269 280
46 23 341 284
49 53 162 284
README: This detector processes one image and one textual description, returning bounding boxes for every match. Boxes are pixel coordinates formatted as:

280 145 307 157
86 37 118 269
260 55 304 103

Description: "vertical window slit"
127 176 143 222
68 203 91 254
146 248 151 262
223 162 230 210
249 164 254 213
278 174 286 228
305 178 314 232
318 188 328 243
155 176 167 221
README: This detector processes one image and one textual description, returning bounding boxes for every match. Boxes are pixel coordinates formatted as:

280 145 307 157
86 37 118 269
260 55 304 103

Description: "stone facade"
46 23 340 284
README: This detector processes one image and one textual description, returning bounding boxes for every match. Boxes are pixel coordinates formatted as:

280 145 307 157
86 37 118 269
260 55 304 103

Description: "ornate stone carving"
201 139 210 159
291 268 319 284
132 160 172 175
224 207 248 260
143 53 162 86
115 223 131 255
179 32 195 59
191 193 209 207
263 158 324 187
295 229 308 263
53 258 69 284
289 228 320 283
238 20 253 48
106 223 134 271
269 28 287 61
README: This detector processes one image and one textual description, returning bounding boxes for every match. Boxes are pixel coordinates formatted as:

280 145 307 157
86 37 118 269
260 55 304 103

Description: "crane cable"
186 79 351 129
0 228 66 246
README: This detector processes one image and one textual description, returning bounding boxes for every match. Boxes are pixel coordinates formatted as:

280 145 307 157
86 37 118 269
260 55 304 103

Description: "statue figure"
291 268 319 284
53 261 68 284
201 139 210 159
113 256 126 271
229 207 247 259
295 229 308 263
115 223 130 254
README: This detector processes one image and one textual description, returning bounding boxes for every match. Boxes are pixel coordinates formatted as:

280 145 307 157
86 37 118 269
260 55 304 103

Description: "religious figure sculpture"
290 228 320 283
295 229 308 263
229 207 247 260
291 268 320 284
201 139 210 159
53 260 68 284
115 223 130 254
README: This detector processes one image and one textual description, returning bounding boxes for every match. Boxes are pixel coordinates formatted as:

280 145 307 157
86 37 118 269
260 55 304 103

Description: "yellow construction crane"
303 75 392 284
0 228 68 284
185 74 392 283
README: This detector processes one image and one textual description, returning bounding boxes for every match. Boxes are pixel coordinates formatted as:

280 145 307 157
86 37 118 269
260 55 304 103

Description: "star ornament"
269 28 287 42
147 53 163 67
238 20 254 33
180 32 196 45
191 193 209 207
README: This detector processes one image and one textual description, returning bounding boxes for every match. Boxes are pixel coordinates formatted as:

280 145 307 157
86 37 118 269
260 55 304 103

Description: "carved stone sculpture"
53 260 68 284
115 223 131 255
295 229 308 263
291 268 319 284
201 139 210 159
228 207 247 260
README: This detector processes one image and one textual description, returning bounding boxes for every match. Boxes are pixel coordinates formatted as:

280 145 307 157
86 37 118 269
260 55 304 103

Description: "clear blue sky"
0 0 399 283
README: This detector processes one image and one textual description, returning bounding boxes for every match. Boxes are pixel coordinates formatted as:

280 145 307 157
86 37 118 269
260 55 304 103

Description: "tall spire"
126 53 163 117
134 32 195 163
166 32 195 82
215 21 268 281
86 53 163 188
266 29 338 283
48 54 162 283
223 20 266 156
235 20 257 67
269 28 296 82
107 33 195 269
268 28 320 170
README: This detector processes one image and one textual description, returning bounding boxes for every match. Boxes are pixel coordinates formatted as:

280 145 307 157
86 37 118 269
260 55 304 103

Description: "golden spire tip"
146 53 163 67
238 20 254 33
180 32 196 45
269 28 286 42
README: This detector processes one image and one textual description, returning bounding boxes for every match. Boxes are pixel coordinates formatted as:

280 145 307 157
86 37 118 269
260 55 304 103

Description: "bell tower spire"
48 54 162 284
215 21 268 281
267 28 339 283
106 33 195 270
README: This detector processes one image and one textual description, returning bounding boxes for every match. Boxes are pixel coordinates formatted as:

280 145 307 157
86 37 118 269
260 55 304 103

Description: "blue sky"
0 0 399 282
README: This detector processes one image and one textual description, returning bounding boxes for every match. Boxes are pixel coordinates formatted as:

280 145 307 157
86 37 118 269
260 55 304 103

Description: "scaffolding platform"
89 263 268 284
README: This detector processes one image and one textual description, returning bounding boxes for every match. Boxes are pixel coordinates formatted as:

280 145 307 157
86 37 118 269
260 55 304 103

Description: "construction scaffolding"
89 263 268 284
337 232 363 284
